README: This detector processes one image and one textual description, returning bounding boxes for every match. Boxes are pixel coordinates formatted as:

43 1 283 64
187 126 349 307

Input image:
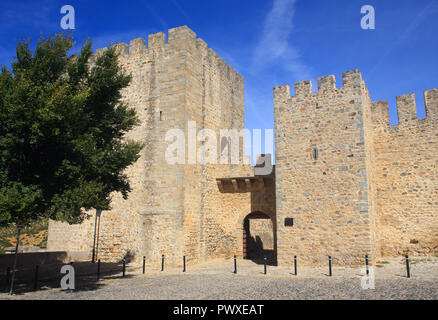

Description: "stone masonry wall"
211 172 276 261
274 70 374 266
372 89 438 257
48 26 252 267
48 26 437 267
273 69 438 265
249 219 274 250
180 31 249 265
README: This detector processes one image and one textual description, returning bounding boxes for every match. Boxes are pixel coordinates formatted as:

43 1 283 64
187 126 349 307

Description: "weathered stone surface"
48 26 438 267
48 26 255 267
274 71 438 266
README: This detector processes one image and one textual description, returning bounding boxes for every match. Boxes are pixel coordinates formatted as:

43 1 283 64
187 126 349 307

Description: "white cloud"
251 0 312 80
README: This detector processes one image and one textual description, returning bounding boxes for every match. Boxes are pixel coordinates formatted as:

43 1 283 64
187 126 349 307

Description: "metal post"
91 210 98 263
294 256 297 276
328 256 332 277
9 224 24 295
91 209 97 263
161 255 165 272
233 255 237 274
183 256 186 272
34 265 39 291
264 257 267 275
142 256 145 274
122 258 126 277
405 255 410 278
97 259 101 280
95 211 101 262
365 255 369 275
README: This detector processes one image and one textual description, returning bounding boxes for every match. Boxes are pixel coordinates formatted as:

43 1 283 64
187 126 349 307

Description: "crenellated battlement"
370 88 438 127
90 26 243 83
274 67 438 264
371 100 390 127
317 75 336 92
394 89 438 124
396 93 417 124
274 69 437 129
294 80 312 97
129 37 147 54
424 88 438 119
274 69 365 101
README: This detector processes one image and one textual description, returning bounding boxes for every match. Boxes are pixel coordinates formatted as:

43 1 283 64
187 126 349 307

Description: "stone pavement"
1 257 437 300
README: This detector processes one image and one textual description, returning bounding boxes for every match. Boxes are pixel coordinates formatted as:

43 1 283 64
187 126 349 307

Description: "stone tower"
274 70 378 265
48 26 253 266
274 69 438 266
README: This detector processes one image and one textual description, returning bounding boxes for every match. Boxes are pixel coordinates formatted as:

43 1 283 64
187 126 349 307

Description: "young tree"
0 34 143 227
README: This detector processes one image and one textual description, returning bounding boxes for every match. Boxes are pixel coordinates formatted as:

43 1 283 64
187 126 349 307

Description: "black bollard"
142 256 145 274
183 256 186 272
33 265 39 291
233 255 237 274
97 259 101 280
328 256 332 277
365 255 369 275
264 257 267 275
405 255 410 278
122 258 126 277
294 256 297 276
161 255 165 272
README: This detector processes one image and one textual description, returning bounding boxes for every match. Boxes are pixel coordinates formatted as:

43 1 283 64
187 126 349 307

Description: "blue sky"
0 0 437 159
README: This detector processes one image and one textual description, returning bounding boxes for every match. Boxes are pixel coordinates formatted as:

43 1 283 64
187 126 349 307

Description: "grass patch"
0 219 48 253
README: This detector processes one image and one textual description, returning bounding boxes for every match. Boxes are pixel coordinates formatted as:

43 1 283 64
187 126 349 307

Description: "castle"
47 26 438 267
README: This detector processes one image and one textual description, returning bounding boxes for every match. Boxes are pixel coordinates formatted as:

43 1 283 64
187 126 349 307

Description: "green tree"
0 34 143 227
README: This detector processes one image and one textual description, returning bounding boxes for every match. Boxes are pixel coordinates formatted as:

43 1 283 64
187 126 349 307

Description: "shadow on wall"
244 212 277 266
123 250 135 263
246 235 276 265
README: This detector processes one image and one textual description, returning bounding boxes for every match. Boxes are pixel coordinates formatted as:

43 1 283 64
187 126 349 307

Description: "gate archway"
243 212 276 265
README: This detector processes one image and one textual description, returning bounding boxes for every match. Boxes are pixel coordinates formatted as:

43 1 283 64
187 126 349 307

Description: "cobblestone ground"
1 257 437 300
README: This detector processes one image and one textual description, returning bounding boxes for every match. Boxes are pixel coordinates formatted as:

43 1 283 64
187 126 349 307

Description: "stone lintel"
215 176 272 193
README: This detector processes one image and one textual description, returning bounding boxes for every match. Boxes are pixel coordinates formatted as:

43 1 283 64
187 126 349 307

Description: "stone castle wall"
48 25 438 267
274 69 438 265
372 89 438 257
212 171 276 261
48 26 254 266
273 70 375 266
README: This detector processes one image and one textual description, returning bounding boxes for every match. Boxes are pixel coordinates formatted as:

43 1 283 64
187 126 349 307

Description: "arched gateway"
243 212 276 265
216 157 277 266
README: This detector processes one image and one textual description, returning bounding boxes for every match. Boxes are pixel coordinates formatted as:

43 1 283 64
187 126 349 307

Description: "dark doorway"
243 212 276 265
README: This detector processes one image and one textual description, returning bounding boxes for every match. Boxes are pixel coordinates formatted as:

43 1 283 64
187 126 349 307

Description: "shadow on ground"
247 249 277 266
0 261 135 295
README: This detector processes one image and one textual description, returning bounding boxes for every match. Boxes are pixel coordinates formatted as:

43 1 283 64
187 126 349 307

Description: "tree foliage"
0 34 143 226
